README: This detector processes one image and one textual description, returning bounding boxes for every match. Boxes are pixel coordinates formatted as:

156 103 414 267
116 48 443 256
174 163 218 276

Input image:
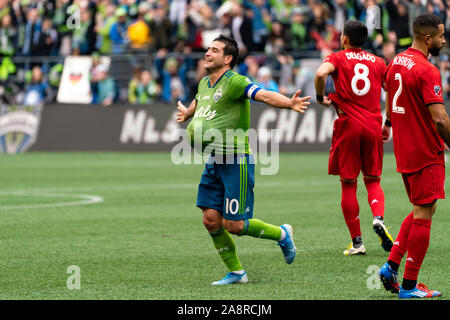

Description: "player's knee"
203 216 222 233
340 178 357 185
363 175 381 184
202 209 223 232
223 219 244 235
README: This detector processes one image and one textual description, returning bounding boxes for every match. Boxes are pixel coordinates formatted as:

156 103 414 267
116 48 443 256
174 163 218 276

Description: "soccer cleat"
379 262 399 294
343 243 366 255
373 219 394 252
211 272 248 285
277 224 296 264
399 283 442 299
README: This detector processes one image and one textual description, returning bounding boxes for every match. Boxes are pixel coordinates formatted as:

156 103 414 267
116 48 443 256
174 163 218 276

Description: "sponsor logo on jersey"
195 105 217 120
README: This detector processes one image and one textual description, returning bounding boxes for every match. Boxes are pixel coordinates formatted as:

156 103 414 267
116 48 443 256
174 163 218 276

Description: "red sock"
364 177 385 219
340 180 361 239
403 218 432 281
388 211 414 265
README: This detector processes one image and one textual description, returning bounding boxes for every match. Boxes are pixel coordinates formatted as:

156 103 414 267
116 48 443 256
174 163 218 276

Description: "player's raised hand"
176 100 190 123
290 89 310 114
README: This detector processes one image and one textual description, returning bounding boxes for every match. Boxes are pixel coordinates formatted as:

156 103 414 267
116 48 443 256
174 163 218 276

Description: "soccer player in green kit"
176 35 311 285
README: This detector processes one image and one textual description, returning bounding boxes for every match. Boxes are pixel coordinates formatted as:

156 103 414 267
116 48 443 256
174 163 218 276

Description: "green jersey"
186 69 261 154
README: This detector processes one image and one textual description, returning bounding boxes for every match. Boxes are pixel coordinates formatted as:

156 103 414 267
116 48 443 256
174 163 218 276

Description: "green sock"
210 227 243 272
239 219 282 241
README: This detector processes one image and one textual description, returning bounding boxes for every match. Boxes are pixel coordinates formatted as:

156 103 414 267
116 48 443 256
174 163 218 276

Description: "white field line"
0 191 104 210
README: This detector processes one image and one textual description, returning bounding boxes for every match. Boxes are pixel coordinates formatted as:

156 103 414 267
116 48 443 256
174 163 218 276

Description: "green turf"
0 152 448 300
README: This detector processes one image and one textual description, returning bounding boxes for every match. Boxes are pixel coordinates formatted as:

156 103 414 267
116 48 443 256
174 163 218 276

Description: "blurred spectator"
290 7 312 51
149 2 172 51
47 62 63 102
445 0 450 40
169 0 188 30
265 20 292 55
277 53 295 96
331 0 350 32
216 11 232 38
0 56 17 85
386 0 412 51
408 0 427 36
95 2 117 54
293 60 316 101
382 41 397 64
154 48 193 103
0 13 17 56
244 0 270 52
21 8 42 57
310 19 340 55
36 18 58 57
439 54 450 99
184 0 216 51
23 66 48 106
309 2 329 38
230 1 254 54
269 0 296 24
188 57 208 97
255 66 279 92
128 65 142 104
95 64 117 107
127 1 152 50
238 55 260 81
72 3 97 55
134 70 161 104
89 52 108 102
109 7 129 54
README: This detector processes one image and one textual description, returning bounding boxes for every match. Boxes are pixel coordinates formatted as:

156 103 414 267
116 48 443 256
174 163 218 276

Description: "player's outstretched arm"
314 62 334 106
176 99 197 123
429 103 450 147
253 89 310 114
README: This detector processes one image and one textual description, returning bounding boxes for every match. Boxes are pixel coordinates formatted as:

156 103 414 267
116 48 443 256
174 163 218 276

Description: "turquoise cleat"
399 283 442 299
277 224 296 264
211 272 248 285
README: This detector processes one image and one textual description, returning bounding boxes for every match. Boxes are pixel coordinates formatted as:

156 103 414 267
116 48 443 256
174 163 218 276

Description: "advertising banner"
29 102 395 152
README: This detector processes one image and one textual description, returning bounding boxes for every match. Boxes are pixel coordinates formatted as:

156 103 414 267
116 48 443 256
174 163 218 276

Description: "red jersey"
385 47 445 173
324 48 387 136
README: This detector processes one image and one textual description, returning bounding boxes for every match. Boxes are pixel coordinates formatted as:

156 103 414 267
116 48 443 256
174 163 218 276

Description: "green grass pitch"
0 152 448 300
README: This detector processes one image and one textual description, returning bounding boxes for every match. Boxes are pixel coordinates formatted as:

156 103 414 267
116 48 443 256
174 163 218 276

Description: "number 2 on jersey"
392 73 405 114
351 63 371 96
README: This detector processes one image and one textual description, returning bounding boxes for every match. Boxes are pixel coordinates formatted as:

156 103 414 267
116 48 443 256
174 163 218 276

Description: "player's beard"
204 60 223 74
429 42 443 57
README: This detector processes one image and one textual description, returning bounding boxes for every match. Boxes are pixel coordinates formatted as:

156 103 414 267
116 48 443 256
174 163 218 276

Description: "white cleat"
343 243 366 256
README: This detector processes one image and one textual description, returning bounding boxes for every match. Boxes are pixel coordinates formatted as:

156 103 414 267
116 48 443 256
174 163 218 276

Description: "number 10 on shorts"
225 198 239 215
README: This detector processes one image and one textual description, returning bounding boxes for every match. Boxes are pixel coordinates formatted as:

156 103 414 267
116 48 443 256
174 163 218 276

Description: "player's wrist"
316 94 324 102
385 119 392 127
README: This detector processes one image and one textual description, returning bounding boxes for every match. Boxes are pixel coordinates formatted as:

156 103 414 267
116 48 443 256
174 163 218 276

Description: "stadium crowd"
0 0 450 106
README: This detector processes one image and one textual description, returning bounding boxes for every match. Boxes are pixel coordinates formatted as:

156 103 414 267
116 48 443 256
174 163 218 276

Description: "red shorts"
402 164 446 205
328 115 383 180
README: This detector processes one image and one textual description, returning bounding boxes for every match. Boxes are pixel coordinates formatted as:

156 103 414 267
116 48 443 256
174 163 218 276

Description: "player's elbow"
315 70 327 80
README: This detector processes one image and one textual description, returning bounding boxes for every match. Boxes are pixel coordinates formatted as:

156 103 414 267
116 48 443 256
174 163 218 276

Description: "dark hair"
213 35 239 68
343 20 368 48
413 14 443 37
